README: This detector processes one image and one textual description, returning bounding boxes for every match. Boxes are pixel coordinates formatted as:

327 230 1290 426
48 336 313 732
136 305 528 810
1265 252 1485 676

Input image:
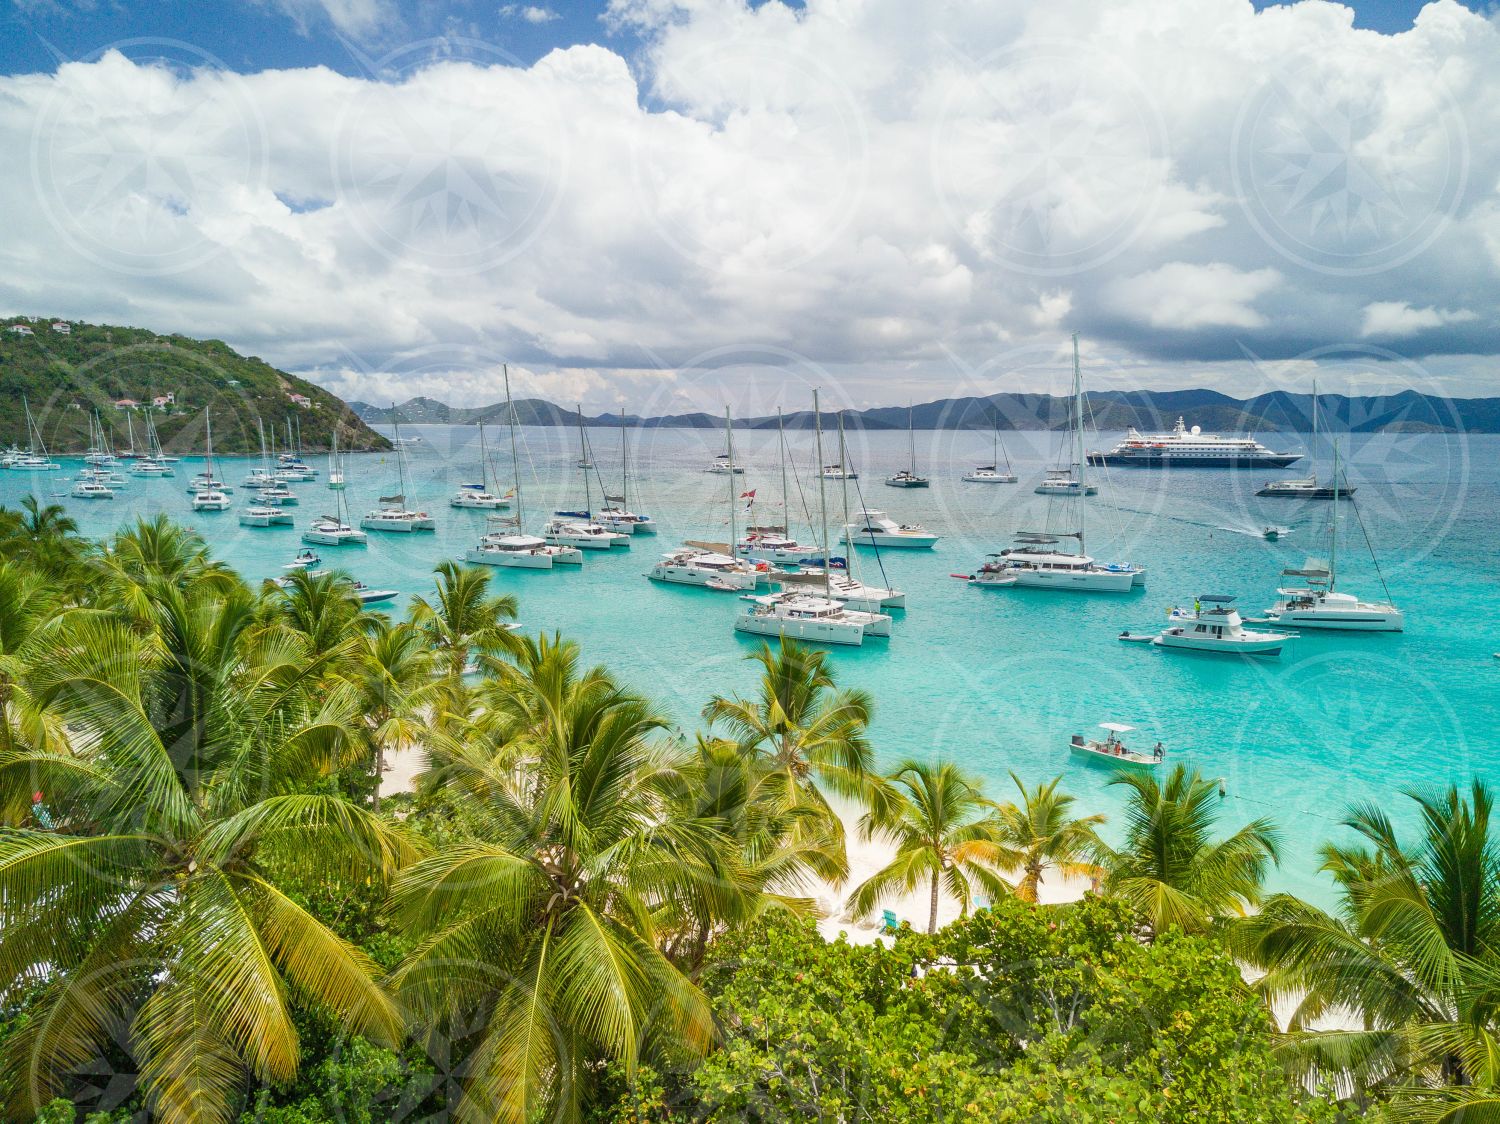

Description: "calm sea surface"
9 422 1495 907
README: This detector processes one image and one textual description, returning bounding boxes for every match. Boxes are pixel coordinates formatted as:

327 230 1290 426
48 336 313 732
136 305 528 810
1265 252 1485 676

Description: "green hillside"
0 317 389 456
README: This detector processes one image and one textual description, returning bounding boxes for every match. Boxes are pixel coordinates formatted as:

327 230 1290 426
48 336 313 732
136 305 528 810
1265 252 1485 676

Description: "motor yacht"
1255 476 1352 499
1151 596 1293 656
705 453 745 475
542 518 627 549
735 529 827 565
841 509 939 549
1069 723 1162 771
350 581 398 606
70 478 114 500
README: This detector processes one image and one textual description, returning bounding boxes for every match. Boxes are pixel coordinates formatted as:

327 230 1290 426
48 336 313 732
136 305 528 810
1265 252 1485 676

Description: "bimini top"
1196 594 1236 604
1098 722 1135 734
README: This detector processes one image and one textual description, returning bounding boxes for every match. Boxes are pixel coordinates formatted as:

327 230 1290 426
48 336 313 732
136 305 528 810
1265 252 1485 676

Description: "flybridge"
1086 417 1302 468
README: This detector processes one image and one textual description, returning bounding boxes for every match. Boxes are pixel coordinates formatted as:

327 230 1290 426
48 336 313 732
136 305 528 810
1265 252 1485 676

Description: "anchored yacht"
1151 596 1293 656
841 509 939 549
649 547 765 590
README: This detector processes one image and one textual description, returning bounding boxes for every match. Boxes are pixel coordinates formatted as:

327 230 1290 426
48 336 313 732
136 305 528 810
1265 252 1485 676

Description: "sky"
0 0 1497 413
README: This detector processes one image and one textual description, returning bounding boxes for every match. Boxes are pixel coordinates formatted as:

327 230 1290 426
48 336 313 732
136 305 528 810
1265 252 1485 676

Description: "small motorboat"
350 581 398 605
1069 723 1163 771
1263 526 1290 541
283 550 323 570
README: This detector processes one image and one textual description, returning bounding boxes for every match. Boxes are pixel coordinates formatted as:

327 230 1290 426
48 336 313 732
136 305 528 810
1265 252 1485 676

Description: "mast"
577 404 591 516
126 411 136 455
1072 332 1084 486
725 407 737 554
620 409 628 512
1329 439 1340 593
813 389 831 599
1311 377 1320 483
478 419 490 491
258 418 268 476
837 411 857 584
778 407 789 536
504 365 524 528
908 401 917 475
204 413 214 478
389 403 407 501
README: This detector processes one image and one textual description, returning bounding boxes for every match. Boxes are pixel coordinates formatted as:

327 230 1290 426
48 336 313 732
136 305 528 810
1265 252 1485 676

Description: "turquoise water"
8 422 1495 906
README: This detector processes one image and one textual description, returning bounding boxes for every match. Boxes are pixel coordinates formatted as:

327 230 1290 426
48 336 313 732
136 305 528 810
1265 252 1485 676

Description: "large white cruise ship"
1086 417 1300 468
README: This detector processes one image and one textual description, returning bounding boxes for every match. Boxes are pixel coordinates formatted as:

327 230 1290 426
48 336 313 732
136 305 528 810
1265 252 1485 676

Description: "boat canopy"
1281 567 1331 580
1196 594 1236 604
1099 722 1135 733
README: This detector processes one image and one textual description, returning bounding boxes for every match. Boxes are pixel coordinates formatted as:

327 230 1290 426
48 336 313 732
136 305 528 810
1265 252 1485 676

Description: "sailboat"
963 418 1018 483
544 405 628 548
83 411 118 467
1256 382 1355 499
327 426 346 490
650 407 767 591
736 390 892 646
1258 441 1402 630
465 365 583 569
970 335 1143 591
1035 357 1097 495
885 403 929 488
735 407 824 564
450 419 512 509
276 418 318 481
76 414 125 483
190 415 231 511
822 413 906 609
361 409 435 532
243 419 279 488
131 407 173 476
596 412 656 534
14 397 60 471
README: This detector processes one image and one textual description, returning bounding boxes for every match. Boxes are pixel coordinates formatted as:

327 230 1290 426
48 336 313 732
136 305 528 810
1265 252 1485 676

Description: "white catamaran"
361 411 435 532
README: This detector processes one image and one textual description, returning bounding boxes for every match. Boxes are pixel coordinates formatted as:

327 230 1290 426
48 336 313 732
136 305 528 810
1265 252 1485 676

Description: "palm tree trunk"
928 871 940 933
373 739 384 813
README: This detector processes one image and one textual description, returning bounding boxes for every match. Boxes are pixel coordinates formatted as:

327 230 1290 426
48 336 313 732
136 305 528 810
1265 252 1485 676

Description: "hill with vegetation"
0 317 389 456
352 385 1500 433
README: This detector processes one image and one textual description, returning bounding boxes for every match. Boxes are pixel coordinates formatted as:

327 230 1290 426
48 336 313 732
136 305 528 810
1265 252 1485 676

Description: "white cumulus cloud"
1360 301 1479 337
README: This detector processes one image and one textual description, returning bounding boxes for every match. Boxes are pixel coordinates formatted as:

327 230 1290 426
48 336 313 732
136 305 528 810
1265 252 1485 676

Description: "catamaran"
970 335 1143 591
131 408 174 476
1257 442 1402 631
190 416 231 512
70 477 114 500
595 412 656 534
736 390 892 647
1256 382 1354 498
963 421 1018 483
818 413 906 610
885 403 929 488
465 365 583 569
327 426 346 490
450 420 512 509
361 411 435 532
1035 363 1098 495
650 408 767 591
545 407 629 547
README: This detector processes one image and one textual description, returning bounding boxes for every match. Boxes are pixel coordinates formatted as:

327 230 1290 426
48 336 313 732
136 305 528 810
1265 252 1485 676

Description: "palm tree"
355 616 438 812
0 559 75 823
1092 764 1280 937
1234 782 1500 1118
409 560 521 681
702 639 875 874
993 772 1104 903
848 760 1011 934
2 496 84 579
269 566 371 664
0 574 412 1124
395 635 733 1122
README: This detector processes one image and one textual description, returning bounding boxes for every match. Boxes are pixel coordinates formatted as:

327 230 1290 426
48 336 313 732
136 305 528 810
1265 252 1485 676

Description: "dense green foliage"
0 317 388 454
0 509 1482 1123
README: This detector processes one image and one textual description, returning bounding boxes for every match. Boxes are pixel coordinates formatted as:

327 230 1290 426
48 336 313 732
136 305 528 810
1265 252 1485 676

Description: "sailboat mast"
504 366 524 528
813 389 831 598
725 407 737 553
577 404 591 515
390 403 407 500
478 420 490 491
838 412 856 584
620 409 628 512
778 407 789 536
908 401 916 474
1329 439 1340 593
1072 332 1087 555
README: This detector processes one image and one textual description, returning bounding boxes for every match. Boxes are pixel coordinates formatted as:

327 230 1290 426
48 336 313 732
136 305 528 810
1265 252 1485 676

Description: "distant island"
352 387 1499 433
0 317 390 456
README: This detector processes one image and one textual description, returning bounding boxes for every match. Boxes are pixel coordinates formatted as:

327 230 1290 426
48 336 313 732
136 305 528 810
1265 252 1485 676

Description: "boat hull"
466 547 553 569
1089 453 1301 468
451 496 511 509
649 564 758 590
1262 610 1403 632
1069 743 1160 770
361 516 436 532
1010 568 1135 592
1153 632 1286 655
240 513 293 526
842 531 938 549
734 613 865 646
302 530 367 546
1255 485 1356 498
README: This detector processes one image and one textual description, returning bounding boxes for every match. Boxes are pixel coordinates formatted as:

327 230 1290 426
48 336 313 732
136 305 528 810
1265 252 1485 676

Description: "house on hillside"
6 324 33 336
151 393 175 409
114 398 141 410
50 322 71 334
287 393 312 408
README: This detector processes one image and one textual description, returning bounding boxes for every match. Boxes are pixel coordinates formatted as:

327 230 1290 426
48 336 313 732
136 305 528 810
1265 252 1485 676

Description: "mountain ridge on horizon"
347 387 1496 433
